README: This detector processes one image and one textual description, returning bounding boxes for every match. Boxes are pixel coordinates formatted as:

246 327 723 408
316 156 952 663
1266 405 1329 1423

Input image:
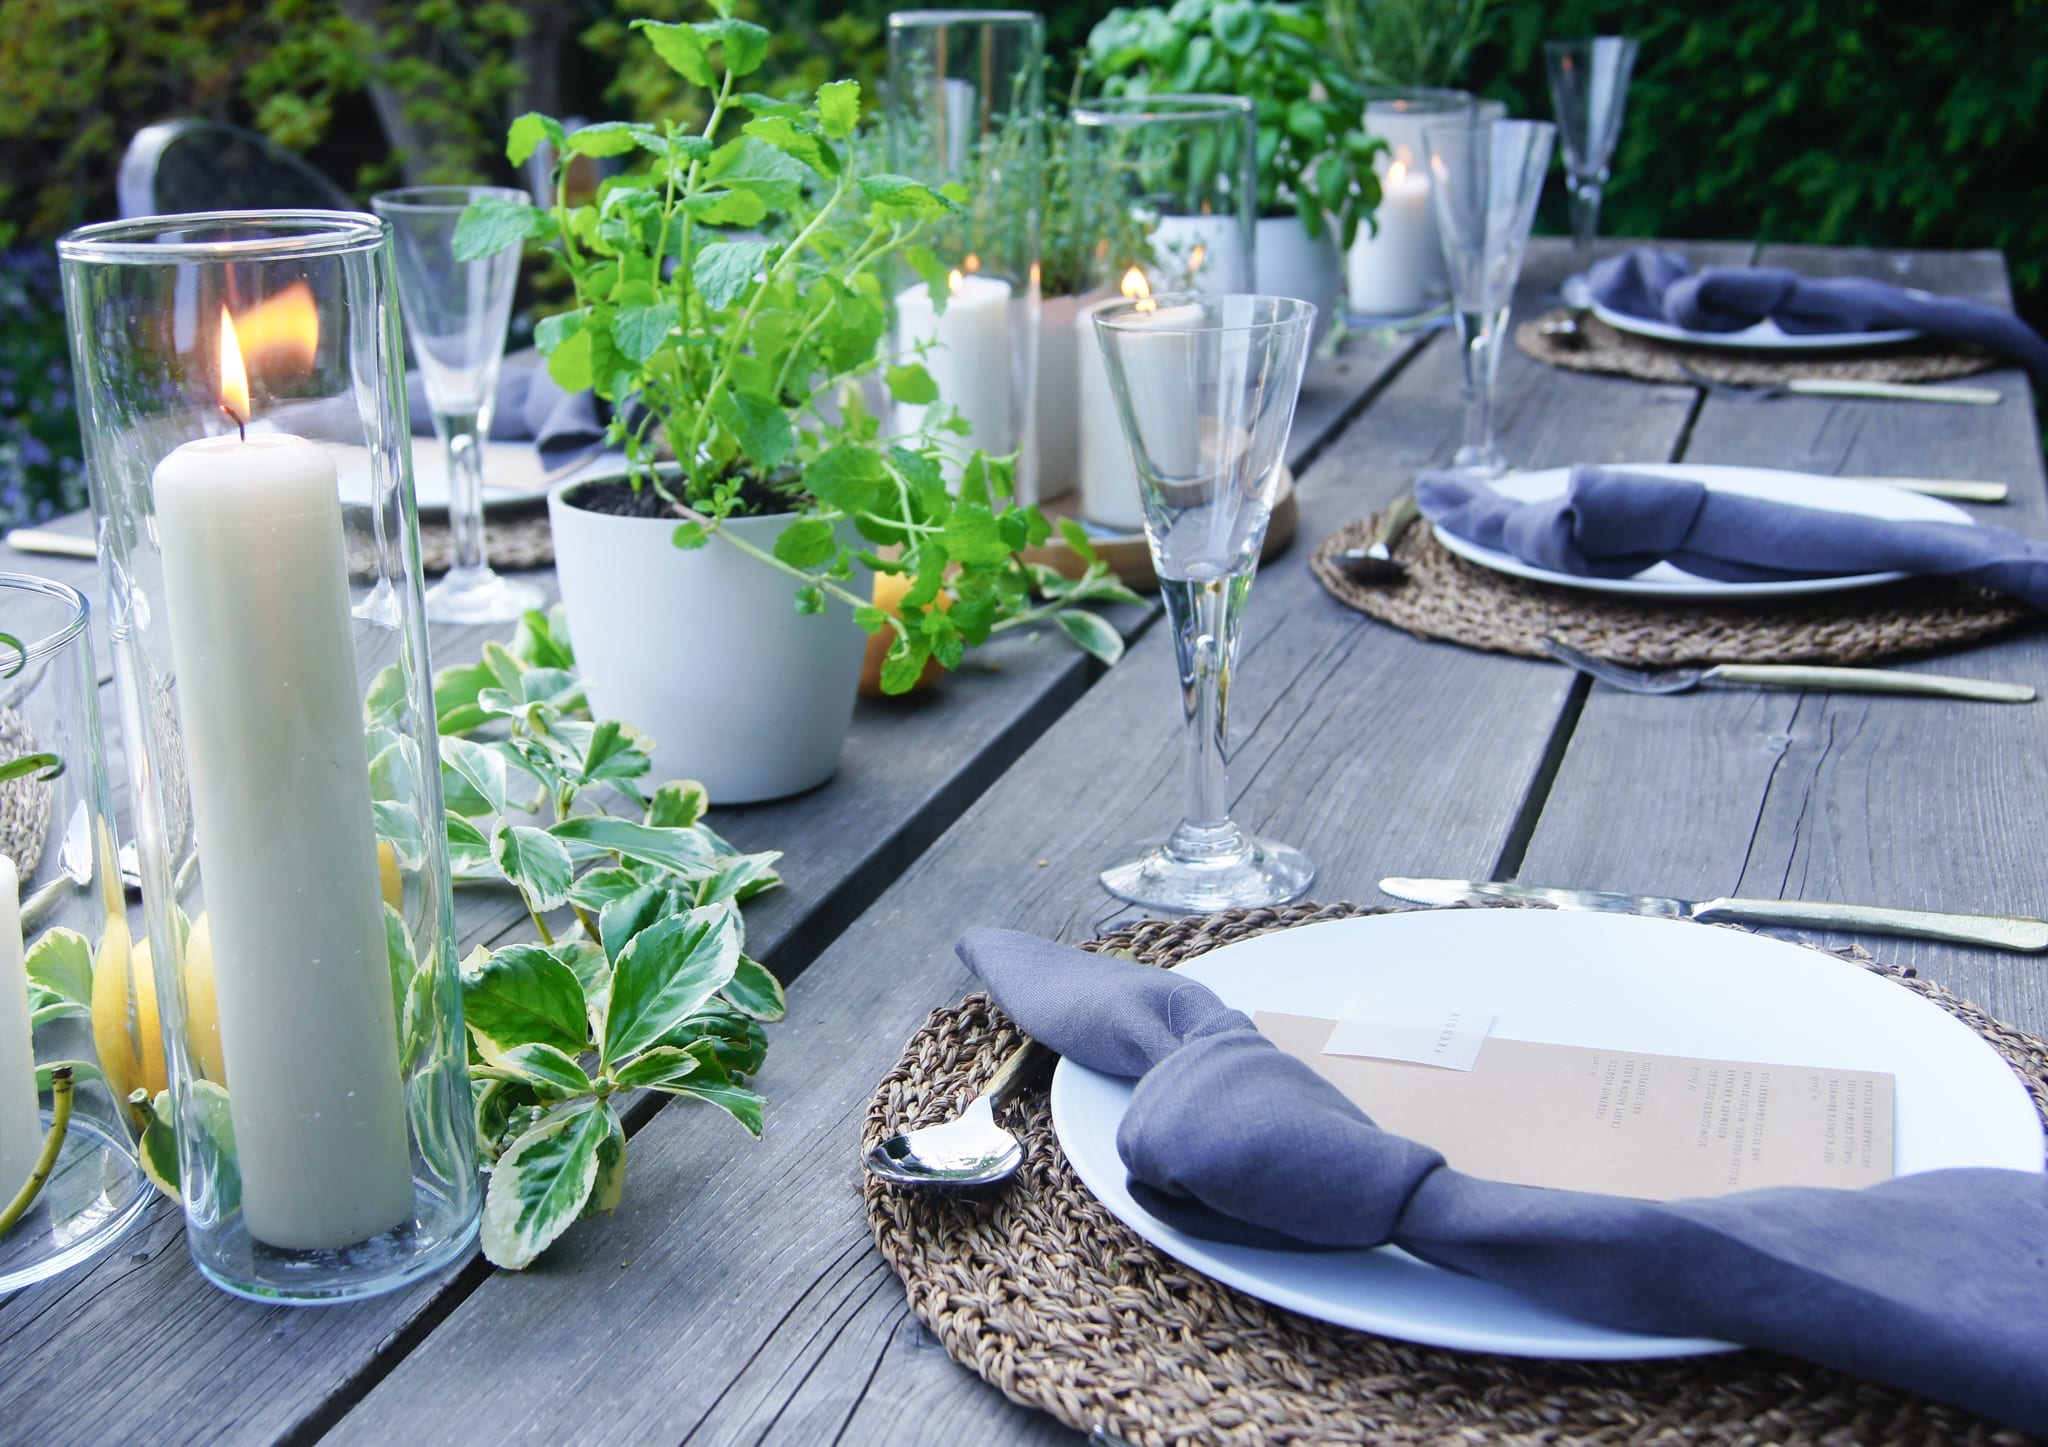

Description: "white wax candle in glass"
150 307 414 1251
1346 154 1433 317
1076 267 1155 531
893 267 1016 460
0 854 41 1201
1151 214 1249 297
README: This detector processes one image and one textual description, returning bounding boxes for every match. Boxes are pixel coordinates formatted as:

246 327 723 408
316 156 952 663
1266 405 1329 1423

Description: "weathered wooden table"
4 239 2042 1444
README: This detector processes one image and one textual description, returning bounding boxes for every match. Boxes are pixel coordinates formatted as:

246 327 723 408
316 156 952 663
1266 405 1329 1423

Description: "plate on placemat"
1590 302 1920 353
1432 464 1973 601
1048 908 2043 1360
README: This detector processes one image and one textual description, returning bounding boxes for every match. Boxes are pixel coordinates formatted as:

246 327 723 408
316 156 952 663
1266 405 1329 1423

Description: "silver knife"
1378 877 2048 953
5 528 96 559
1785 379 2001 405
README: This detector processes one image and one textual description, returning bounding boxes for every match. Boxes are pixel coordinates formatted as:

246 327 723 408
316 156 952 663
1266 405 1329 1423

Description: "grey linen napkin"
1589 247 2048 388
1416 466 2048 608
956 927 2048 1433
407 348 604 473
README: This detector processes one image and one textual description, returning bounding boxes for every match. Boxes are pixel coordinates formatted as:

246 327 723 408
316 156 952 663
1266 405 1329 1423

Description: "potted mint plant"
1085 0 1384 342
458 5 1137 802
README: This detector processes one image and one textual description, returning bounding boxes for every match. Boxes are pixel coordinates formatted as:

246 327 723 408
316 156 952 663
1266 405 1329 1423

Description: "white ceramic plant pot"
1254 215 1342 347
1032 292 1081 504
547 482 871 804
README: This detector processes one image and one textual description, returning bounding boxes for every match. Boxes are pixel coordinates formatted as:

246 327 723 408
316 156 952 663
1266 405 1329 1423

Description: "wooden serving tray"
1021 467 1297 593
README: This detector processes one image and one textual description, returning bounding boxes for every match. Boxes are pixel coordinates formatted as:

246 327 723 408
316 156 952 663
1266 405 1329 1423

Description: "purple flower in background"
0 245 86 528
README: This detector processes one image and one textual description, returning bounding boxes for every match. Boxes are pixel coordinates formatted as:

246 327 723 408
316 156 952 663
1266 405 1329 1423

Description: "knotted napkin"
1590 247 2048 388
408 348 604 473
956 927 2048 1433
1417 466 2048 609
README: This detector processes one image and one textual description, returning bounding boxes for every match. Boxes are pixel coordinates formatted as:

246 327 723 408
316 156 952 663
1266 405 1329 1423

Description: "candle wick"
219 403 247 441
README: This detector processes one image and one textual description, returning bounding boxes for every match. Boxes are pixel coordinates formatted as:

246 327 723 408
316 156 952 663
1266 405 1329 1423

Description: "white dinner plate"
1048 909 2043 1360
1590 300 1920 351
1432 463 1973 600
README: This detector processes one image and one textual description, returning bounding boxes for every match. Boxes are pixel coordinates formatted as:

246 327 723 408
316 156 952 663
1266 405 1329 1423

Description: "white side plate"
1590 300 1920 351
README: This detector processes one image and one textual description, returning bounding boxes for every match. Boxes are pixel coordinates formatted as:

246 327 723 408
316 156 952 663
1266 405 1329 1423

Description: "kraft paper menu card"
1253 1011 1894 1200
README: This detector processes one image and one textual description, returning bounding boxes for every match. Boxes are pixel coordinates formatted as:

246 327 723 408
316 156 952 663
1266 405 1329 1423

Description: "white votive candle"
0 855 42 1201
1152 214 1250 296
1346 157 1432 316
153 429 414 1251
1075 275 1146 532
893 271 1016 461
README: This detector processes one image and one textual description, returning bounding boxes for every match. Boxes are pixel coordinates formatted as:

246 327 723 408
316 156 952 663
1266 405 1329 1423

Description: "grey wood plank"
323 255 1703 1446
1518 244 2048 1034
0 330 1408 1447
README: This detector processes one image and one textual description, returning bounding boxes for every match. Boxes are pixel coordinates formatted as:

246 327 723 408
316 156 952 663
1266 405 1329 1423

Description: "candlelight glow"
962 253 981 274
233 281 320 374
947 268 965 295
218 306 250 423
1188 243 1206 274
1122 265 1157 314
1387 159 1408 185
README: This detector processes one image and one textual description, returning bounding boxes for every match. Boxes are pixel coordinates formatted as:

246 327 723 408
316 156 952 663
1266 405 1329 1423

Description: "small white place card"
1322 996 1495 1072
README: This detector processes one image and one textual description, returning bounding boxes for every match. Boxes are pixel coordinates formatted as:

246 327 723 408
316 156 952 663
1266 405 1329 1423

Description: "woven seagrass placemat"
862 902 2048 1447
1515 307 1997 387
1308 503 2036 666
346 514 554 578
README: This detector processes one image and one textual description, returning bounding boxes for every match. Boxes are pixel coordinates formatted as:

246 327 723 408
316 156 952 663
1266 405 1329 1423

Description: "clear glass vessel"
1544 37 1641 307
57 211 479 1303
0 574 151 1291
884 10 1045 498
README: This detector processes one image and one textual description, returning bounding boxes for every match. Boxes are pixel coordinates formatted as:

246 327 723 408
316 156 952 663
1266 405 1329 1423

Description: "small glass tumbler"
1065 94 1257 530
57 211 479 1303
885 10 1045 498
0 574 150 1291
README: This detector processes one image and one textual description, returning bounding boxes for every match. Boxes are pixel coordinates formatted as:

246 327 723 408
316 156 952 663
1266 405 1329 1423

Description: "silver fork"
1677 363 2000 406
1540 637 2035 703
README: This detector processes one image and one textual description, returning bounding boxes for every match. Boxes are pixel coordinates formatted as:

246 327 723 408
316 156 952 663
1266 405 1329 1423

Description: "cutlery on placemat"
1332 491 1421 584
1678 364 2001 406
1837 475 2008 503
5 528 96 559
1541 637 2036 703
864 1037 1055 1187
1378 876 2048 952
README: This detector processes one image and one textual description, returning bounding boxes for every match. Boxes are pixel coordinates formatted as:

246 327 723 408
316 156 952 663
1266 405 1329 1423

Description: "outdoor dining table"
1 237 2042 1444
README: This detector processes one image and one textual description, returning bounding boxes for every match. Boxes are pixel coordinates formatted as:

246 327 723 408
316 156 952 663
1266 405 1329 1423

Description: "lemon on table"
92 912 226 1119
859 570 952 697
377 839 403 911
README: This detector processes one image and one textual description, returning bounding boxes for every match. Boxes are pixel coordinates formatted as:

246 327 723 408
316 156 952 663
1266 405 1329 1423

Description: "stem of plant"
0 1066 71 1235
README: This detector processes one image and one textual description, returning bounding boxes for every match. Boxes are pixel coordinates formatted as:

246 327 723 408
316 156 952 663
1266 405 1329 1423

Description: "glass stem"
1568 174 1605 280
1457 309 1499 462
1165 571 1252 861
442 414 487 578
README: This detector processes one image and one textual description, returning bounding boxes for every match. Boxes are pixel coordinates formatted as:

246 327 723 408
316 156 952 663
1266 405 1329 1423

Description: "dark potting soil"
566 474 802 520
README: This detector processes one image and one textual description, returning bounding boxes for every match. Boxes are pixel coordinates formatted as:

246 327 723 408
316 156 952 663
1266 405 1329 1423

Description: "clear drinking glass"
58 211 479 1303
371 186 542 624
0 575 150 1290
1424 118 1555 478
1092 295 1315 912
884 10 1045 498
1543 37 1640 308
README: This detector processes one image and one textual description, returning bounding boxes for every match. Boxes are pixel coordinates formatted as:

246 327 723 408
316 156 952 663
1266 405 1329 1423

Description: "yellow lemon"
377 839 403 912
91 913 227 1121
859 570 952 697
183 914 225 1086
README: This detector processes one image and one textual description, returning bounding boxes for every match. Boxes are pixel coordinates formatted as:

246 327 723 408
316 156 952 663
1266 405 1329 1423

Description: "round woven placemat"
863 902 2048 1447
1515 307 1998 387
347 514 554 577
1308 504 2037 666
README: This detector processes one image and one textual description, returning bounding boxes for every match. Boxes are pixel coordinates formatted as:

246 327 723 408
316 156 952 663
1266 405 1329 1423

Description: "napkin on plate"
955 927 2048 1433
1589 248 2048 387
407 348 604 475
1416 466 2048 607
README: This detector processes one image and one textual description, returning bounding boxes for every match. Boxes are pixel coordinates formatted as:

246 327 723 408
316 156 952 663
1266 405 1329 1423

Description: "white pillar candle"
0 855 42 1201
1346 157 1433 316
1151 214 1250 296
153 426 414 1252
1075 274 1146 532
1082 289 1211 536
893 271 1016 463
1033 293 1081 502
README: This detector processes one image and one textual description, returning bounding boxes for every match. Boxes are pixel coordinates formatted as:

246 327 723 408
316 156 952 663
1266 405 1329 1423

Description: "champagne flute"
1544 37 1641 308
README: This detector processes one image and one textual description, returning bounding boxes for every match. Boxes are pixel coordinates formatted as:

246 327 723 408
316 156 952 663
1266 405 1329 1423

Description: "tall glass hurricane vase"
371 186 542 624
1544 37 1640 308
1424 118 1554 478
0 575 151 1290
884 10 1045 499
1093 295 1315 912
57 211 479 1303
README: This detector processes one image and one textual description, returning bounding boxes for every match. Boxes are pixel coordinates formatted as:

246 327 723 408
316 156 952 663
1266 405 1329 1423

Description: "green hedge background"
1 0 2043 522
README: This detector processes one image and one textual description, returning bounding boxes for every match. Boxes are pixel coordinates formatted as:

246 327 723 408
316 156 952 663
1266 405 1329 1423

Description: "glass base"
1099 830 1315 913
425 565 544 625
1446 442 1510 480
0 1112 152 1293
192 1176 480 1305
1561 272 1595 309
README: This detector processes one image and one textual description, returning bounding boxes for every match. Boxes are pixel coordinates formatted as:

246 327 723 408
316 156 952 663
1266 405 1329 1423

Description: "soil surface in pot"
566 475 802 519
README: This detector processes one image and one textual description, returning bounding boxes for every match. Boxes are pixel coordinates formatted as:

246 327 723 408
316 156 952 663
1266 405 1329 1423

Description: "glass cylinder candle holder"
57 212 479 1303
885 10 1045 499
1348 90 1507 318
0 574 151 1291
1067 94 1257 532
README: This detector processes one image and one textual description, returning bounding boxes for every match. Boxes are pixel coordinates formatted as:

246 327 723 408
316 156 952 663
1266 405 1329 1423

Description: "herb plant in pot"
1086 0 1384 344
459 5 1136 803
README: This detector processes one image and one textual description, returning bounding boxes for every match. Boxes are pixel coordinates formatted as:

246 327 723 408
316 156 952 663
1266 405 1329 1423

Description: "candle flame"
218 306 250 425
962 253 981 274
232 281 320 373
947 268 965 295
1122 265 1157 314
1387 159 1408 184
1188 243 1206 274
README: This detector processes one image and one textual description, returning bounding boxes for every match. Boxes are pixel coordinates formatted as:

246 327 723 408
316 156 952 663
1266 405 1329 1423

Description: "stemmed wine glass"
1544 37 1641 308
371 186 543 624
1092 294 1316 912
1424 118 1554 479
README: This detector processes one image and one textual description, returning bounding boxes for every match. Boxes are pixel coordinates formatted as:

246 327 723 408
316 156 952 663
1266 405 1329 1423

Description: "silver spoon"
865 1037 1055 1187
1332 491 1421 584
1538 307 1591 349
1541 636 2035 702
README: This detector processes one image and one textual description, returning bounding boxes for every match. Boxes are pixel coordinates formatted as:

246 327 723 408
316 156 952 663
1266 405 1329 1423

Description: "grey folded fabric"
1590 247 2048 387
1416 466 2048 608
407 348 604 471
955 927 2048 1433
